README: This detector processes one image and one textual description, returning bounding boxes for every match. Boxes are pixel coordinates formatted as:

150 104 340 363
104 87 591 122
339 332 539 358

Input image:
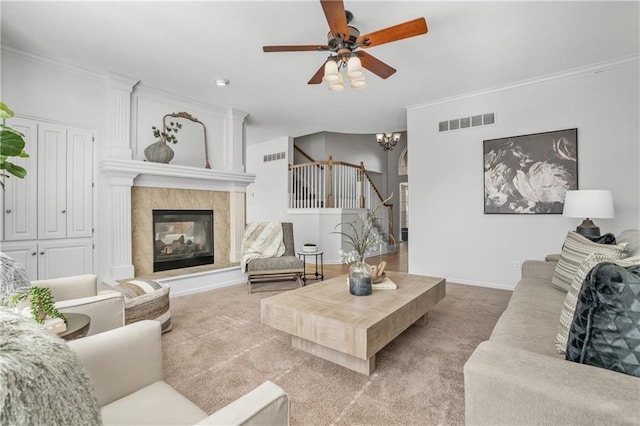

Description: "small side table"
297 251 324 285
58 313 91 341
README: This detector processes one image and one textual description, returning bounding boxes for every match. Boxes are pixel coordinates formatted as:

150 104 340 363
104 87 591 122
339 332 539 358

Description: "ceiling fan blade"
320 0 349 41
357 51 396 79
308 60 328 84
263 45 329 52
357 17 428 48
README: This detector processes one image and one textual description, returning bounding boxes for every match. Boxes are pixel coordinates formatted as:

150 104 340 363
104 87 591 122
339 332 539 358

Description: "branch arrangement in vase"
152 121 182 144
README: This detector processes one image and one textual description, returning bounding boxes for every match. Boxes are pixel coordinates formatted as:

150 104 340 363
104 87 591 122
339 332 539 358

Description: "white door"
0 241 38 281
66 127 93 238
3 118 38 241
37 239 93 280
38 124 67 240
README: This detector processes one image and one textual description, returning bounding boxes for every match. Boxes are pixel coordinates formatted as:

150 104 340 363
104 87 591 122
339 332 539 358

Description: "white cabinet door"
0 241 38 281
66 127 93 238
37 239 93 280
3 118 38 241
38 123 67 240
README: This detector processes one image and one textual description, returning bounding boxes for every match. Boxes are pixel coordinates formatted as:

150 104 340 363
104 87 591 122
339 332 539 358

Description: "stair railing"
288 155 395 244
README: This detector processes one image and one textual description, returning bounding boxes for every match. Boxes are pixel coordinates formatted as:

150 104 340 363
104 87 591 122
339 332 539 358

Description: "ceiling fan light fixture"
346 56 364 80
328 82 345 92
323 59 340 83
350 77 367 89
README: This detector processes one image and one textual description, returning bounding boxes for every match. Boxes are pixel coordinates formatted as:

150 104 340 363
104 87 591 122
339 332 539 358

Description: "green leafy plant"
333 195 392 264
152 121 182 144
0 102 29 189
6 286 67 324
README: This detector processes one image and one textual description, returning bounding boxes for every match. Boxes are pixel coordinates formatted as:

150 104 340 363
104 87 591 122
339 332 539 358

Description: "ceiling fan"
262 0 428 87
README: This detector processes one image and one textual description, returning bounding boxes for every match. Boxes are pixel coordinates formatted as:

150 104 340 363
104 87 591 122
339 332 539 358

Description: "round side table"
58 313 91 341
297 251 324 285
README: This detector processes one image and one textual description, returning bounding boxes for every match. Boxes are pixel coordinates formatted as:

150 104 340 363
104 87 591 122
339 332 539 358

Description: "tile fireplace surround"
100 159 255 296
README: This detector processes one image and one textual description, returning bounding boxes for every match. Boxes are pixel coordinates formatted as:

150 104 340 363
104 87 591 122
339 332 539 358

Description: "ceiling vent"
439 112 495 133
263 152 286 162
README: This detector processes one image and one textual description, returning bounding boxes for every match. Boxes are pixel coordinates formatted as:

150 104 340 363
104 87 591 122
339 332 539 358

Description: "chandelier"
322 53 367 91
376 133 401 151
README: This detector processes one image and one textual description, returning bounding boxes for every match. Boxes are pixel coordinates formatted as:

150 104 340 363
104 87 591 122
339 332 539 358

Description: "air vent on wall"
439 112 495 132
263 152 286 162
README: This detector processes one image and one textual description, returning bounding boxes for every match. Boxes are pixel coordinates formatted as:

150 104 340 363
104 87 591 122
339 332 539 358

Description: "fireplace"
152 209 214 272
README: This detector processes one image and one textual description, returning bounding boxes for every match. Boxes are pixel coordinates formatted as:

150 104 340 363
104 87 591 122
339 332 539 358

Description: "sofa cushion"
556 254 640 354
112 280 171 333
566 262 640 377
247 255 304 273
101 381 206 425
618 229 640 256
551 232 628 292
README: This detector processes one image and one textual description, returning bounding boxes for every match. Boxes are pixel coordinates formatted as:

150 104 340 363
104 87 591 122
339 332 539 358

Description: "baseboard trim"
156 266 246 297
445 277 515 291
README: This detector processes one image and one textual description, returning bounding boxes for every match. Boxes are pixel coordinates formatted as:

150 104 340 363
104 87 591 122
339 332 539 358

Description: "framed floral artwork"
483 128 577 214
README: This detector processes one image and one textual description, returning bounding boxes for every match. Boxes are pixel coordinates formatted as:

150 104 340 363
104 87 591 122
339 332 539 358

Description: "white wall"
407 59 640 289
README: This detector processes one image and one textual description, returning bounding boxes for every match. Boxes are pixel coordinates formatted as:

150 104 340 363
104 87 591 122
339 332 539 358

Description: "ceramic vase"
349 257 372 296
144 140 174 164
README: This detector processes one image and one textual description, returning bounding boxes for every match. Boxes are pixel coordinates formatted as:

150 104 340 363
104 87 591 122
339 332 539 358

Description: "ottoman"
112 280 172 333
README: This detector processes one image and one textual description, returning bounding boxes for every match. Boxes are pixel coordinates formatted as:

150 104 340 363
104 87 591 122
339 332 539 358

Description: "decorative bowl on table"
303 244 318 253
372 272 387 284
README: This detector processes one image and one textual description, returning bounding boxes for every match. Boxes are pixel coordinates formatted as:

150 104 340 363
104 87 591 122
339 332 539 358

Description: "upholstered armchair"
243 222 304 293
32 274 124 336
68 320 290 425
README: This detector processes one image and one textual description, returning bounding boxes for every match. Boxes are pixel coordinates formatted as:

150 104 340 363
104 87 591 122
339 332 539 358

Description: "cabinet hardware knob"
31 252 37 256
5 209 11 213
39 251 45 255
61 210 66 214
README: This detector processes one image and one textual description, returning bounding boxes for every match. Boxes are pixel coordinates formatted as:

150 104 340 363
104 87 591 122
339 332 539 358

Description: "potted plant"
144 121 182 164
5 286 67 324
0 102 29 189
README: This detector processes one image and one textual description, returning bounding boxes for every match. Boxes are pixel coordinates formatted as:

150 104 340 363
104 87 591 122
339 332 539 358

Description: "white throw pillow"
551 232 628 293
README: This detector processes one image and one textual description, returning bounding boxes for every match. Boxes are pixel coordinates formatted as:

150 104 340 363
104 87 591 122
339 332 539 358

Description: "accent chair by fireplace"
245 223 304 293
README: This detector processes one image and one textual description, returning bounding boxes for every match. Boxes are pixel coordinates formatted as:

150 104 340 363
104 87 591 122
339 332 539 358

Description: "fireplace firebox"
152 209 214 272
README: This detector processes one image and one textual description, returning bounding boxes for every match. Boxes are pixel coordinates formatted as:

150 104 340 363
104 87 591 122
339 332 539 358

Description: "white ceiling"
2 1 638 144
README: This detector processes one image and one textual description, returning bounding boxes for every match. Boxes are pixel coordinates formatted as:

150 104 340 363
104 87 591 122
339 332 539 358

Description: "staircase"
289 152 396 252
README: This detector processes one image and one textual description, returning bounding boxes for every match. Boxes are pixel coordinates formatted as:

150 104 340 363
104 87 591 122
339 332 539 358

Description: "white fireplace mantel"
101 158 256 191
100 158 255 284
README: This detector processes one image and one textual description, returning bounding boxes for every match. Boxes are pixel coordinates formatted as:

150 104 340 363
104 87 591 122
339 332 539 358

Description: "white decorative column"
229 192 246 263
106 72 139 160
102 168 139 282
224 108 248 173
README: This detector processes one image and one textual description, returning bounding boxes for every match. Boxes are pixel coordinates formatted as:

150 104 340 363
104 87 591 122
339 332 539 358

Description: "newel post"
327 156 334 208
359 161 366 208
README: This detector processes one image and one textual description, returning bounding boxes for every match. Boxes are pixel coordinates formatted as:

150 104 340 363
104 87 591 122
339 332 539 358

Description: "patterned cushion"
555 254 640 354
566 262 640 377
247 256 304 273
551 232 628 292
112 280 171 333
618 229 640 256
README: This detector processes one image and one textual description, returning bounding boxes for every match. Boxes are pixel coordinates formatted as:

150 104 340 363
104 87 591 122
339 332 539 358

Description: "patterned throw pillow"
556 254 640 354
566 262 640 377
112 280 172 333
551 232 628 293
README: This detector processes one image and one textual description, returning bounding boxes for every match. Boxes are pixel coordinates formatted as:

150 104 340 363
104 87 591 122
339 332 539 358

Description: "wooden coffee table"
261 272 446 375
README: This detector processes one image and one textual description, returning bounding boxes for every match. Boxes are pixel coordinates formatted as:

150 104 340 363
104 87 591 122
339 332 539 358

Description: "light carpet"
162 281 511 425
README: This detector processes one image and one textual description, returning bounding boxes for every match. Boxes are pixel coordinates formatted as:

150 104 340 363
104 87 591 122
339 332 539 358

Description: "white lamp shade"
350 78 367 89
346 56 364 80
563 190 615 218
323 60 340 83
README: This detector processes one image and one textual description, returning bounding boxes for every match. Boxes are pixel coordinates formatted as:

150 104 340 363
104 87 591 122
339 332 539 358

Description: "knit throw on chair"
240 222 285 273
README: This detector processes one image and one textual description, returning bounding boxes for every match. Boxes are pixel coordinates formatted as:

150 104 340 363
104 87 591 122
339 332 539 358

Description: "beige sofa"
464 259 640 425
69 320 289 425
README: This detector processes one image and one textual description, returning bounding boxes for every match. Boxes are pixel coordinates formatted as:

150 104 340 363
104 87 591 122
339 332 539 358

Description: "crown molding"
407 54 640 111
1 45 105 81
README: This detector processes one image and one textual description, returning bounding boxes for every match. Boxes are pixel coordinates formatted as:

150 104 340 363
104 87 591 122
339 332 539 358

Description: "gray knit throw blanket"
0 252 30 303
0 309 102 425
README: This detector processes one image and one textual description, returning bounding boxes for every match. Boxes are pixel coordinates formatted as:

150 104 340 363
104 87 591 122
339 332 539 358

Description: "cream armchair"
68 320 290 425
32 274 124 336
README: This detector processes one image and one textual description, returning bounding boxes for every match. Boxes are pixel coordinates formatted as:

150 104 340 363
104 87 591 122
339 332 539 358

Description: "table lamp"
562 190 614 237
